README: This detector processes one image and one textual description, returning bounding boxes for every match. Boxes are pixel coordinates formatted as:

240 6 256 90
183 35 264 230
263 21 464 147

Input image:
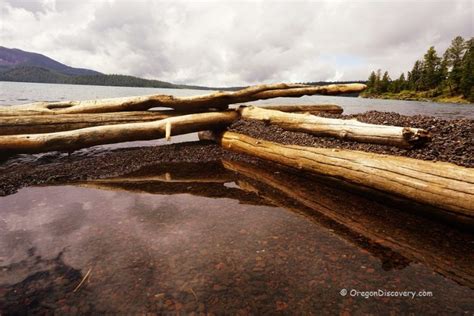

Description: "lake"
0 81 473 314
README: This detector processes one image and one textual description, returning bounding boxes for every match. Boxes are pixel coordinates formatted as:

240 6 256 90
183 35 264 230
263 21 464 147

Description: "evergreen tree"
367 71 377 92
422 46 442 90
446 36 466 92
380 71 391 92
410 60 423 90
460 38 474 101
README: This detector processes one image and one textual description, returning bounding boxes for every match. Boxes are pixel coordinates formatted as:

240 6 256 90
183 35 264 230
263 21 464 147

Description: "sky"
0 0 472 86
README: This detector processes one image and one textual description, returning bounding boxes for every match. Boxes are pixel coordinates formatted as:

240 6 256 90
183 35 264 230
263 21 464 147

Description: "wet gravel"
0 142 246 196
229 111 474 167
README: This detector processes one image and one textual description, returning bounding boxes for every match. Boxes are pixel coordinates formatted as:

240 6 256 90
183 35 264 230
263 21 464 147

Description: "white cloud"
0 0 472 86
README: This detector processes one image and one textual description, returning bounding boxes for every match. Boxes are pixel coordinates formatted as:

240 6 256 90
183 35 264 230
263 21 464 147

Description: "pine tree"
367 71 377 92
410 60 423 91
460 38 474 101
446 36 466 93
380 71 391 93
422 46 442 90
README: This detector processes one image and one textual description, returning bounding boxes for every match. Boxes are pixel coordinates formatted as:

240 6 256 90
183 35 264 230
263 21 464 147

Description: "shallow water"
1 160 473 314
1 82 473 313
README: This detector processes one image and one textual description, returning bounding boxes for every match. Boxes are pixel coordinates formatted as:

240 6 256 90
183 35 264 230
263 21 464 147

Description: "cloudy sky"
0 0 472 86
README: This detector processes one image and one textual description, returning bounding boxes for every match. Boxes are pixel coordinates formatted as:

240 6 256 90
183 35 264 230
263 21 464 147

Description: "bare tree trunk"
0 83 366 116
0 112 238 154
255 104 343 114
238 106 431 148
0 112 174 135
209 131 474 217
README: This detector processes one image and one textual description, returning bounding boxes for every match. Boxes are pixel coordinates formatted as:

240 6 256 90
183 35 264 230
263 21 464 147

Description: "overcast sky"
0 0 472 86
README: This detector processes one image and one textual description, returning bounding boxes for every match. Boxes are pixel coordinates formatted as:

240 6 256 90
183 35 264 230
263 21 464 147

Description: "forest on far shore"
363 36 473 103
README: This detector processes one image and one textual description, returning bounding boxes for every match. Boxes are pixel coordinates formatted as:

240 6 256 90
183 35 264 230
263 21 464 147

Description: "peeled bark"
213 131 474 217
0 83 366 116
238 106 431 148
0 111 238 154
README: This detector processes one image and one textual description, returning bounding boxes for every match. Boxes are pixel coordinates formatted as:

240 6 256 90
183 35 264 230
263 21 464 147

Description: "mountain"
0 46 101 76
0 47 228 90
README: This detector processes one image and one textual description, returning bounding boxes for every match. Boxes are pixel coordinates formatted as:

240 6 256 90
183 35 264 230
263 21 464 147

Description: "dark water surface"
0 82 473 314
1 160 473 314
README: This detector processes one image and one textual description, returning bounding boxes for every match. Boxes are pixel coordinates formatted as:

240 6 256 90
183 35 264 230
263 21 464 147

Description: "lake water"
0 81 473 314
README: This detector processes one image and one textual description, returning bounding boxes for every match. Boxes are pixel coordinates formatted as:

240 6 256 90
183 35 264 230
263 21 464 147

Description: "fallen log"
0 105 344 135
0 112 173 135
238 106 430 148
208 131 474 217
255 104 343 114
0 111 238 154
0 83 365 116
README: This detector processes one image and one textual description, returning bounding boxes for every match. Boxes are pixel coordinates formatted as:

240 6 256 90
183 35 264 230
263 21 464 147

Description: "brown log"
223 159 474 287
0 112 238 154
256 104 343 114
212 131 474 217
0 112 174 135
0 83 366 116
238 106 430 148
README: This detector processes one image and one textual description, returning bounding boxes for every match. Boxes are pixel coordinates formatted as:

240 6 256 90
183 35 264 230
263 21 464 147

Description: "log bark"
256 104 343 114
238 106 430 148
0 112 173 135
212 131 474 217
0 111 238 154
0 83 366 116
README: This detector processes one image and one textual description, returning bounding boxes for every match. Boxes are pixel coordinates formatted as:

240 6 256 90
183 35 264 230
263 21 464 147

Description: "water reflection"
1 159 473 314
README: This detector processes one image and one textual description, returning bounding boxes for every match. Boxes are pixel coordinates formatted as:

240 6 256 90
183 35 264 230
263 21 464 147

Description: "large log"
0 112 238 154
238 106 430 148
0 105 343 135
0 112 173 135
210 131 474 217
0 83 366 116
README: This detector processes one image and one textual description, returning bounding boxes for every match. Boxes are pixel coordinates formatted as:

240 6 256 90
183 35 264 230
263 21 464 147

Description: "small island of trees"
363 36 473 103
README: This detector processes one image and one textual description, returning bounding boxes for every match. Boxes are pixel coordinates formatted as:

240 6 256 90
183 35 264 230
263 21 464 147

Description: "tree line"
365 36 473 102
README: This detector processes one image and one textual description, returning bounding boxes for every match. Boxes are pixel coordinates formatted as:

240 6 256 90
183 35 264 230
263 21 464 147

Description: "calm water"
0 82 473 314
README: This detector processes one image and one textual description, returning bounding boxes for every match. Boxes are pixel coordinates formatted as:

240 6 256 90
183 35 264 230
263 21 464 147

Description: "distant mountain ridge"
0 47 223 90
0 46 101 76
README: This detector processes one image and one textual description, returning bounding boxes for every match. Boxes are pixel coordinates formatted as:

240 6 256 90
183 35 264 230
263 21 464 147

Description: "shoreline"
360 93 472 105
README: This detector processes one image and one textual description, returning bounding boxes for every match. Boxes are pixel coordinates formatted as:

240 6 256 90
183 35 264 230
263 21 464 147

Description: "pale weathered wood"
0 105 344 135
254 104 343 114
212 131 474 216
0 83 366 116
0 112 238 154
0 112 173 135
238 106 430 148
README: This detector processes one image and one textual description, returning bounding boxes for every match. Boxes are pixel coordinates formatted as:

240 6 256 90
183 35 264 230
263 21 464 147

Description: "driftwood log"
0 104 344 135
238 106 431 148
207 131 474 217
0 112 173 135
255 104 343 114
0 83 365 116
0 112 238 154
